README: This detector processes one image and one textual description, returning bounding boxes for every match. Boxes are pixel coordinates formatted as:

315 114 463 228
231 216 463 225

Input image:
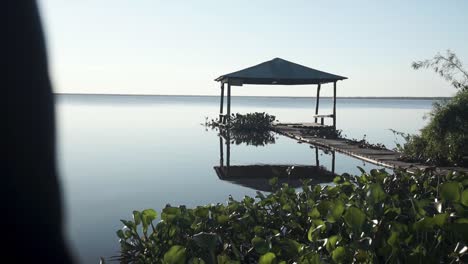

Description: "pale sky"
38 0 468 97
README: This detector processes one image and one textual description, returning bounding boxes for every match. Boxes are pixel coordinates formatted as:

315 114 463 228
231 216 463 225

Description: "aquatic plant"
347 134 387 150
301 127 342 139
204 112 277 146
114 169 468 263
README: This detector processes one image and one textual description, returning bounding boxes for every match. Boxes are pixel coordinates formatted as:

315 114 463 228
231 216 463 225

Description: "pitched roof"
215 58 347 85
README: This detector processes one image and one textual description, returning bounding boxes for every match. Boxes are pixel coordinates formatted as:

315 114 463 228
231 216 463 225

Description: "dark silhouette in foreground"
6 1 73 263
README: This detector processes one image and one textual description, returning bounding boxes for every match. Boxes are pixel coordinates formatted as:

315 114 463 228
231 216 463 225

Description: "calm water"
56 94 434 263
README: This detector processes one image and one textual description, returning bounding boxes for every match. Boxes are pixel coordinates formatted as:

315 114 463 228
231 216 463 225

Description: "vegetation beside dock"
115 169 468 263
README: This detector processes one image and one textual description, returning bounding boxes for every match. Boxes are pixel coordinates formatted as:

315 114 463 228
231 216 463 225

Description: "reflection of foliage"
220 129 276 146
115 169 468 263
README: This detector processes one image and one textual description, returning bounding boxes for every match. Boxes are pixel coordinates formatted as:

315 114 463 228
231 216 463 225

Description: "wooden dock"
274 124 468 174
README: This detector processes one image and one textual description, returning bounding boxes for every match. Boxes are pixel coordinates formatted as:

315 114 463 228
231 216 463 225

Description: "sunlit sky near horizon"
38 0 467 97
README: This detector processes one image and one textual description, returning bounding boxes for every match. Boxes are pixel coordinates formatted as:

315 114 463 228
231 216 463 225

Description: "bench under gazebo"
215 58 347 129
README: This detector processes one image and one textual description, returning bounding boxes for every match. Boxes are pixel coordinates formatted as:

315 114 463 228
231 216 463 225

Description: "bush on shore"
397 87 468 166
397 50 468 167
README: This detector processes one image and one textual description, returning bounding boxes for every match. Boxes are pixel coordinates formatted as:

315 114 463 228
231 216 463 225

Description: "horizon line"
54 92 450 100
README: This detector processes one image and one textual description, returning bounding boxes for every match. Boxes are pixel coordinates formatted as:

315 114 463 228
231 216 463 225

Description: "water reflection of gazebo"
215 58 347 129
213 130 336 192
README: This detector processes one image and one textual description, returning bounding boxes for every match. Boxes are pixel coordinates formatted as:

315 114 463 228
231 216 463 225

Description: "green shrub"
205 112 276 132
114 169 468 263
397 89 468 166
228 112 276 132
399 50 468 166
204 112 277 146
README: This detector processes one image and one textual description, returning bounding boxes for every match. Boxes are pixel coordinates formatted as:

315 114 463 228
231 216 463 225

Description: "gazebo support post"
219 82 224 122
226 130 231 168
314 83 321 123
332 150 336 175
219 136 224 167
315 147 319 166
333 81 337 130
226 82 231 123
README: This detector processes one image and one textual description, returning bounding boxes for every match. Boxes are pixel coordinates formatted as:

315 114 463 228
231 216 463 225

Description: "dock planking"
274 124 468 174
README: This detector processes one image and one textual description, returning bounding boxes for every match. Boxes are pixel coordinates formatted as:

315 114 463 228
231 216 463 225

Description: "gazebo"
215 58 347 129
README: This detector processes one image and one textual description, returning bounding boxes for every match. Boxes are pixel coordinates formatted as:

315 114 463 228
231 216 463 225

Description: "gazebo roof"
215 57 347 85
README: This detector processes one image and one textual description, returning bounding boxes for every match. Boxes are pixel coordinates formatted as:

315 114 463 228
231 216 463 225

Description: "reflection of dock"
215 131 336 192
274 124 468 174
214 165 334 192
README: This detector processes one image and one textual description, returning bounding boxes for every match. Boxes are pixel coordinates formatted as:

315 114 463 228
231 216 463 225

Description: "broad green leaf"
355 250 370 262
307 220 325 242
141 209 157 233
142 209 158 222
259 252 277 264
440 182 461 202
308 207 320 219
193 232 218 251
299 253 322 264
120 220 135 230
329 200 345 222
132 211 141 225
280 238 303 256
333 176 343 184
433 213 448 227
254 226 264 235
413 217 434 231
357 166 366 175
163 245 186 264
116 230 125 239
162 206 182 222
251 236 270 254
216 214 229 224
343 207 366 231
387 231 399 249
326 235 340 253
367 183 386 204
169 226 177 237
194 206 209 218
331 246 346 263
217 254 240 264
317 201 332 216
461 189 468 206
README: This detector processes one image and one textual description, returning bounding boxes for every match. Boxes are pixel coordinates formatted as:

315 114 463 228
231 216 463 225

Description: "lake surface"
56 94 435 263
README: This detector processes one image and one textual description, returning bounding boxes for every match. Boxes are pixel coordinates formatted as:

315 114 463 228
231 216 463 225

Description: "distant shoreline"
54 93 450 100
